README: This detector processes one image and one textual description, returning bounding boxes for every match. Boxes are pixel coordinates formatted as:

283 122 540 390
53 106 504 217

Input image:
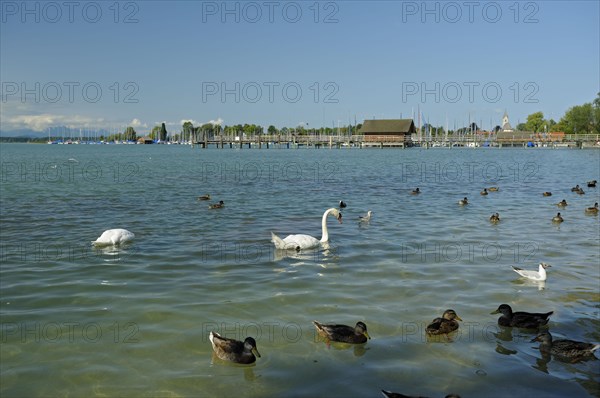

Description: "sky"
1 0 599 135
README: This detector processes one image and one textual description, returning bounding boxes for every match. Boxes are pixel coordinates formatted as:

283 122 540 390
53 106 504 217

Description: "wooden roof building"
359 119 415 146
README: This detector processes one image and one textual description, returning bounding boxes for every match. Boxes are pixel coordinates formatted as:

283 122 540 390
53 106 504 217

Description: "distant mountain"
0 129 46 138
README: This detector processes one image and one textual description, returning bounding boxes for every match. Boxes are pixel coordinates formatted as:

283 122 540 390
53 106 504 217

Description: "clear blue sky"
1 0 598 134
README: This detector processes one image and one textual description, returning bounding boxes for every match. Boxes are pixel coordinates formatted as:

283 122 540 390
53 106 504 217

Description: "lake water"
1 144 599 397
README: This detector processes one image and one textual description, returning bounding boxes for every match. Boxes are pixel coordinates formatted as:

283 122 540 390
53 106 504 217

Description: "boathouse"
359 119 415 147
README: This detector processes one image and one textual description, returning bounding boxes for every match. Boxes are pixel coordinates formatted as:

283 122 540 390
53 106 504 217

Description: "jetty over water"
191 133 600 149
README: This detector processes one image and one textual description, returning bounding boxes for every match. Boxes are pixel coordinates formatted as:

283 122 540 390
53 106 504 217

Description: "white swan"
512 262 551 281
271 208 342 250
92 229 135 246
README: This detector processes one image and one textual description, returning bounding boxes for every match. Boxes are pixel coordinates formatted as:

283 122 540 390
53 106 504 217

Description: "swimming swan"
271 208 342 250
92 229 135 246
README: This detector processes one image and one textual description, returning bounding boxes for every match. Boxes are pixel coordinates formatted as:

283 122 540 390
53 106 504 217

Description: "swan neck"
320 209 333 242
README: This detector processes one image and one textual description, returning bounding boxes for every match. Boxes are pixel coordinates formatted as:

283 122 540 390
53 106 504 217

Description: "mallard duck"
552 212 564 223
585 203 598 213
381 391 461 398
491 304 553 329
542 192 552 197
426 309 462 335
587 180 597 187
358 211 372 222
488 187 499 192
480 188 488 195
197 194 211 201
458 197 468 205
313 321 370 344
556 199 567 207
209 331 261 364
339 200 347 208
512 262 551 281
489 213 500 223
411 188 421 195
209 200 224 209
571 184 581 192
532 331 599 360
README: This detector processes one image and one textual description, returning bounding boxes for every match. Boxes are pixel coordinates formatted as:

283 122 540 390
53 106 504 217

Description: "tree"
559 103 594 134
150 125 161 140
525 111 545 132
268 125 277 135
124 126 137 141
160 123 168 141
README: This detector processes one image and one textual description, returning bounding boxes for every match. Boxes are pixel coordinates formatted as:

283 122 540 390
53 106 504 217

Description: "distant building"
501 111 513 132
359 119 415 146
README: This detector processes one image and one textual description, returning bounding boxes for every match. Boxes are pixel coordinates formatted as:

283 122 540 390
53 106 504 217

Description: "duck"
381 392 461 398
209 331 261 364
411 188 421 195
91 228 135 246
313 321 370 344
425 309 462 335
531 331 599 360
197 194 211 201
458 197 468 205
480 188 488 195
512 262 551 281
339 200 347 208
575 188 585 195
571 184 581 192
587 180 597 187
552 212 564 223
491 304 553 329
556 199 567 207
489 213 500 223
271 208 342 250
542 192 552 197
585 203 599 213
488 187 499 192
358 211 372 223
209 200 224 209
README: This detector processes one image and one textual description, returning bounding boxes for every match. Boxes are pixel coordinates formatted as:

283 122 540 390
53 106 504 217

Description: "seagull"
512 262 551 281
358 211 372 223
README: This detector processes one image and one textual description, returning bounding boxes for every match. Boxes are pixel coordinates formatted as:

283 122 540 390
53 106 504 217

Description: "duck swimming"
339 200 347 208
458 197 468 205
425 309 462 335
532 331 599 360
587 180 597 187
512 262 551 281
197 194 211 201
209 200 224 209
571 184 581 192
542 192 552 197
552 212 564 223
488 187 499 192
556 199 567 207
480 188 488 195
209 331 261 364
411 188 421 195
491 304 553 329
313 321 370 344
489 213 500 223
585 202 599 213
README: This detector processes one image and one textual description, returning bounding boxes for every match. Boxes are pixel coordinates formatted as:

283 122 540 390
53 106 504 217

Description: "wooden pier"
190 134 600 149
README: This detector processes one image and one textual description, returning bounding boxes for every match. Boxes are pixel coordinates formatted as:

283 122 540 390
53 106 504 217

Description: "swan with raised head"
92 229 135 246
271 208 342 250
512 262 551 281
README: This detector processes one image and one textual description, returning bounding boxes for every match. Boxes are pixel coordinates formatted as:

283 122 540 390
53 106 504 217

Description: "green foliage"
160 123 168 141
525 111 545 132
